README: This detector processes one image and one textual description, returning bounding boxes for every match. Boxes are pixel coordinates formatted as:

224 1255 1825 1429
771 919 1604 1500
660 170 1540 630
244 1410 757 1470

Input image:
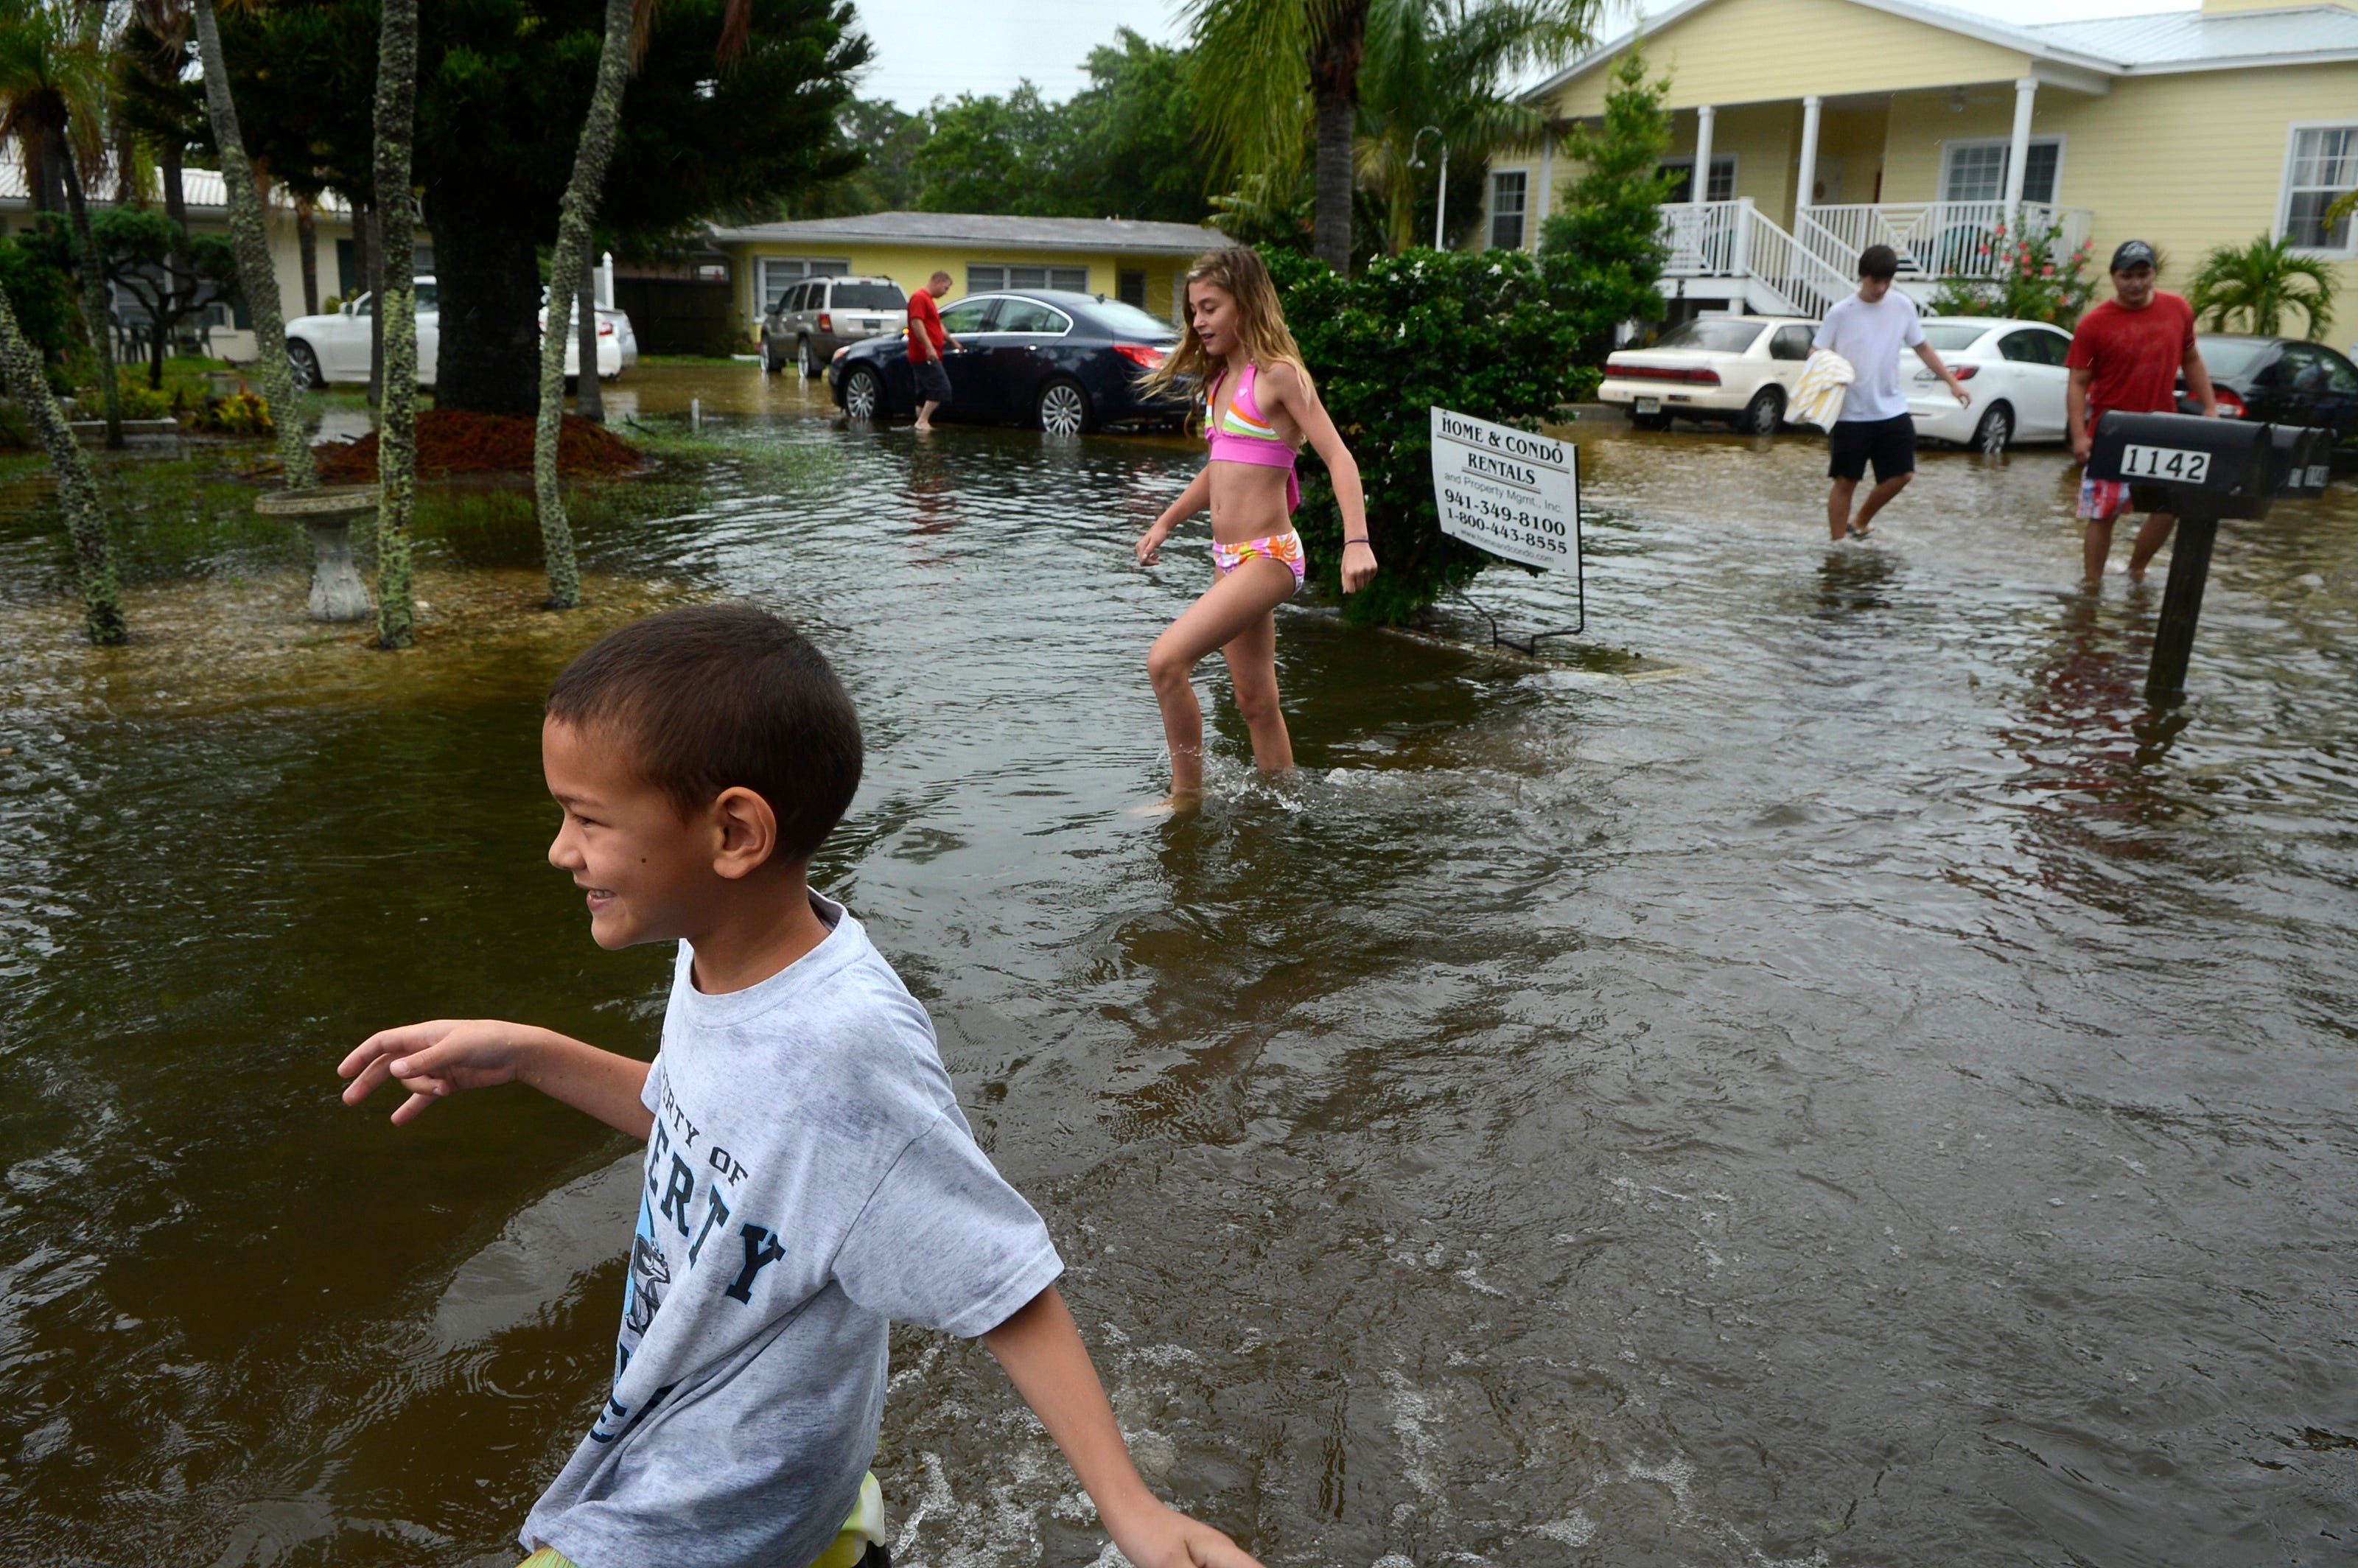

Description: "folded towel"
1791 349 1855 431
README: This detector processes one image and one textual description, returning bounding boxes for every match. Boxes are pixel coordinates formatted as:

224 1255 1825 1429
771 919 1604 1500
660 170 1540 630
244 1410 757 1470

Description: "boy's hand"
1103 1497 1263 1568
338 1018 532 1125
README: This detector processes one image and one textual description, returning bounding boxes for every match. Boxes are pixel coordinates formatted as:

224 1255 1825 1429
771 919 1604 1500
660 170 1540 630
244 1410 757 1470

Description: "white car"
539 289 634 377
1600 315 1819 434
1906 316 2074 454
285 276 438 388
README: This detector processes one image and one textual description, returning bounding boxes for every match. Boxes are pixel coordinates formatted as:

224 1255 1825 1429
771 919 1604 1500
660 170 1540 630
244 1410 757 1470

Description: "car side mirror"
340 301 356 317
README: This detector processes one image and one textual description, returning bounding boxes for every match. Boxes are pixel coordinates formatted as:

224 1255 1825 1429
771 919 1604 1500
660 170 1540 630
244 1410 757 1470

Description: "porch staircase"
1660 200 1855 318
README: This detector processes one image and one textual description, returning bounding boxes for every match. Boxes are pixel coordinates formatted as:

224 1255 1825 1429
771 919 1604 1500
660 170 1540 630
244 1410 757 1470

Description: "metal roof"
1525 0 2358 103
709 211 1231 257
0 162 349 216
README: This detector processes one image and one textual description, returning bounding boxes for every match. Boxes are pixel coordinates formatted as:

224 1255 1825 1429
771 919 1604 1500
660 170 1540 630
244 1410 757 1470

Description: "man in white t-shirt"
1813 245 1969 541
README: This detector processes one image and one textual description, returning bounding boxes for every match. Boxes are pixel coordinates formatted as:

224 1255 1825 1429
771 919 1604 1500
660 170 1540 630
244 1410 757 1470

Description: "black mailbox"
2089 410 2277 519
2267 423 2334 501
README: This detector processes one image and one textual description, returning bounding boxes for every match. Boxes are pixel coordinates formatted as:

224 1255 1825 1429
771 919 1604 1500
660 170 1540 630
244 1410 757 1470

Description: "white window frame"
758 255 849 313
1937 136 2064 205
2278 120 2358 259
1658 154 1738 204
1489 167 1530 251
968 263 1090 294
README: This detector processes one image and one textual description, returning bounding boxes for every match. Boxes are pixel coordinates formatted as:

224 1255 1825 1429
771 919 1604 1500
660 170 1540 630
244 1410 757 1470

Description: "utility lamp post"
1410 125 1449 252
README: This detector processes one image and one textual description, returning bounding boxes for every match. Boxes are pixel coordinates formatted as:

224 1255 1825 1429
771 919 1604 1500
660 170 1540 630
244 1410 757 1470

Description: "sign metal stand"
1429 406 1587 656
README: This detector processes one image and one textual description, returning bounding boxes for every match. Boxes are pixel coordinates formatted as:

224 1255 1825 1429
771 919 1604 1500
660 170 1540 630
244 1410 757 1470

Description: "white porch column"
2003 76 2037 226
1796 95 1823 224
1691 104 1716 211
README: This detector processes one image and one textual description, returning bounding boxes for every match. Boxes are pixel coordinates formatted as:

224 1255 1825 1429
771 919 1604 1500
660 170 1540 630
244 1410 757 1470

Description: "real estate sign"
1428 407 1578 573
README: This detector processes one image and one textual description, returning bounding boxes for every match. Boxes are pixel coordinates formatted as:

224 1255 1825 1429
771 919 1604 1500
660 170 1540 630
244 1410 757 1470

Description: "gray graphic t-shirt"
521 895 1063 1568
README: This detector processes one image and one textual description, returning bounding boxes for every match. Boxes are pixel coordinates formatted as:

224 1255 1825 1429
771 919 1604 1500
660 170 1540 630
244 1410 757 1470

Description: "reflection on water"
1 407 2356 1567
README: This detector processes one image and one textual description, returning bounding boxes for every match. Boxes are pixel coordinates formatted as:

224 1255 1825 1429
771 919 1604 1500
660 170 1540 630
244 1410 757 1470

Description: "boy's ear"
710 785 780 879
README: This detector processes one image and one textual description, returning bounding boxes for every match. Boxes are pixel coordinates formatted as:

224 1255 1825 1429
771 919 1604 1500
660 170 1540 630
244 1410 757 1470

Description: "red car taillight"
1952 363 1977 380
1609 363 1721 385
598 319 615 337
817 312 833 332
1113 343 1168 368
2215 387 2246 418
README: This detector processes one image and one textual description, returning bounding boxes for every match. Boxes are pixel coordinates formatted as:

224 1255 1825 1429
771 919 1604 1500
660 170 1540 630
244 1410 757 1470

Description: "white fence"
1656 200 1855 318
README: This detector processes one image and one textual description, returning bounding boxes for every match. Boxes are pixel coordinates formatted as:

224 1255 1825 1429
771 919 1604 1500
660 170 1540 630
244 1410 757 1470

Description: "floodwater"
1 386 2355 1568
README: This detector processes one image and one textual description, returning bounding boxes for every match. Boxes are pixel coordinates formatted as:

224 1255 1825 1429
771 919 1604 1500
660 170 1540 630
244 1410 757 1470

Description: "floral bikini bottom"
1211 529 1306 595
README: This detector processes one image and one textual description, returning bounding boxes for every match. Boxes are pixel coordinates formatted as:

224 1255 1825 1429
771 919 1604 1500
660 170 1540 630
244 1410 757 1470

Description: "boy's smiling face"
543 716 721 951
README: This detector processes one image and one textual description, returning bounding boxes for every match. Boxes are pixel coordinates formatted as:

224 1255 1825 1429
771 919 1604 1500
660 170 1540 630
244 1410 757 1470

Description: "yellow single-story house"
707 212 1233 329
0 164 356 363
1486 0 2358 340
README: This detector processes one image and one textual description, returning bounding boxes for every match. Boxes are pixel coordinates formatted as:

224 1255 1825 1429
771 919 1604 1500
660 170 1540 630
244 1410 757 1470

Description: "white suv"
1600 316 1819 434
762 276 909 379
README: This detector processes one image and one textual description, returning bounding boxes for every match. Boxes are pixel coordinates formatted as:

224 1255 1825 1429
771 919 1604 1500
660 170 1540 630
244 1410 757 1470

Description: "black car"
827 290 1187 435
2177 334 2358 443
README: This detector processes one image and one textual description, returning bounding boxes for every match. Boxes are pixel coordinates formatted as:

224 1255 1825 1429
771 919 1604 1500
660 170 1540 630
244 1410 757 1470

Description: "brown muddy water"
1 391 2355 1568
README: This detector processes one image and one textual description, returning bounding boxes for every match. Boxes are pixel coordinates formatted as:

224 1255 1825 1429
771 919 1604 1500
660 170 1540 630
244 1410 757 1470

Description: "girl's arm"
1136 469 1211 567
1259 363 1377 592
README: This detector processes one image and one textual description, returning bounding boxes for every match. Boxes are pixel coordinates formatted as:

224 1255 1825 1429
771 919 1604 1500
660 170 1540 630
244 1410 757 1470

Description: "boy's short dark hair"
547 603 862 864
1858 245 1900 280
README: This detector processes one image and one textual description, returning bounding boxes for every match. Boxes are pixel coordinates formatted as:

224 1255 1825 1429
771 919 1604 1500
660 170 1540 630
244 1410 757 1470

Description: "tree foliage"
90 205 241 385
2188 233 2338 340
1265 245 1590 624
1536 43 1671 354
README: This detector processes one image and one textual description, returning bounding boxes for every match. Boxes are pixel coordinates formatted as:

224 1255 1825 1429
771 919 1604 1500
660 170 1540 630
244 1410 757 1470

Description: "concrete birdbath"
255 484 380 623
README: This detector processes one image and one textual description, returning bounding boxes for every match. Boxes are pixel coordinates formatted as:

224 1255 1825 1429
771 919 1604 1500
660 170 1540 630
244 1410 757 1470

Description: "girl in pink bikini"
1133 248 1376 804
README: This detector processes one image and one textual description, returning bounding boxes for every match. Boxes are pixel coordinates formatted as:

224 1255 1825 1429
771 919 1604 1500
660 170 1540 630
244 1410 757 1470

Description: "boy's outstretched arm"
338 1019 654 1137
984 1286 1264 1568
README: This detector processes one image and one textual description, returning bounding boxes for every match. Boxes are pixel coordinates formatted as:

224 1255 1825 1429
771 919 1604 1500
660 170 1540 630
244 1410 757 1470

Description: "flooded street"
1 376 2354 1567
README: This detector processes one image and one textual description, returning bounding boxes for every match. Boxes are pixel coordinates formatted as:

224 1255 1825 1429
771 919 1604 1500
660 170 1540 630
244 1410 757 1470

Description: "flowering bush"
1928 220 2096 326
185 391 275 435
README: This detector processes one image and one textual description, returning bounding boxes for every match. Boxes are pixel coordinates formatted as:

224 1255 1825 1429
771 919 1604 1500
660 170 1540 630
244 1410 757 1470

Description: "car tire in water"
797 338 817 379
1740 386 1784 435
1630 410 1673 432
1037 378 1094 436
842 365 884 421
1974 402 2012 457
287 340 323 391
760 338 780 376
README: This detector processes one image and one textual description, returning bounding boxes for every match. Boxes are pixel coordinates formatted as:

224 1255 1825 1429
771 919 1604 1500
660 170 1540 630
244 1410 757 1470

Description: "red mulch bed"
314 407 644 483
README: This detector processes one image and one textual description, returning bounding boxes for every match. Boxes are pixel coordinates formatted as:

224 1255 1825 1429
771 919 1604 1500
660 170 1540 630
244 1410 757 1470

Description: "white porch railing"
1658 199 1853 318
1799 201 2095 281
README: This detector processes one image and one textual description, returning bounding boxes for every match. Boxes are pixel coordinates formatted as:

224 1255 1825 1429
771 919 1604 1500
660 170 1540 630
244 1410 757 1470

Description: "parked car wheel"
841 365 884 421
287 340 323 391
1037 377 1093 435
760 338 780 376
1738 386 1784 435
1974 402 2013 457
1630 410 1673 432
797 337 817 379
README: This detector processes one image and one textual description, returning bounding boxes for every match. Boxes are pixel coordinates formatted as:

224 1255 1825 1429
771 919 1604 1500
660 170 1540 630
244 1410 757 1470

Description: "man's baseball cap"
2109 239 2158 273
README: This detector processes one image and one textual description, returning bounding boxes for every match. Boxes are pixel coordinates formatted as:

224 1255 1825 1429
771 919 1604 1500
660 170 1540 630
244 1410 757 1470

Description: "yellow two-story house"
1486 0 2358 340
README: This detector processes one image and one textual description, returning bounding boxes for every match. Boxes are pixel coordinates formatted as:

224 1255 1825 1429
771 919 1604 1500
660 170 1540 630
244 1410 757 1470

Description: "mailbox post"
2085 411 2320 704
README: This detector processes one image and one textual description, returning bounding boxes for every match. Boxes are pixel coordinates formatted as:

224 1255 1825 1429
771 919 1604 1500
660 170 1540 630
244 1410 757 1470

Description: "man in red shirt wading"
2066 239 2219 588
906 270 960 433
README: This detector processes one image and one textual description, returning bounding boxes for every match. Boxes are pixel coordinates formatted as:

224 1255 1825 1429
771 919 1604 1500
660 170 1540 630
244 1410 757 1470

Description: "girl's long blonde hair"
1141 246 1313 413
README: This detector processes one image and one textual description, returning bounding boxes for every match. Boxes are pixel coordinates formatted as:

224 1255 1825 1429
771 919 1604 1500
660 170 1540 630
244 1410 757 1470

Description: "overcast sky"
847 0 2203 111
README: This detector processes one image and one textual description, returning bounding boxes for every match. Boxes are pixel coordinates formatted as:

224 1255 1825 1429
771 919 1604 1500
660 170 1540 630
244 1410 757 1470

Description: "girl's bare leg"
1220 598 1292 772
1146 559 1297 798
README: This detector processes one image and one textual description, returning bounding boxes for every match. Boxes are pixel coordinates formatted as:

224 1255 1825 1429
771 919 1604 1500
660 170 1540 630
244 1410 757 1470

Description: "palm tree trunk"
0 277 124 643
1309 1 1369 273
162 139 188 237
574 262 603 423
295 198 318 316
533 0 634 611
373 0 419 649
191 0 318 489
365 203 384 407
54 128 124 449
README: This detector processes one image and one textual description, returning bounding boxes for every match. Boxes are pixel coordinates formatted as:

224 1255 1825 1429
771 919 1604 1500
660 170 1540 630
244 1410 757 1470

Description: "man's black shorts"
913 360 952 406
1827 413 1916 483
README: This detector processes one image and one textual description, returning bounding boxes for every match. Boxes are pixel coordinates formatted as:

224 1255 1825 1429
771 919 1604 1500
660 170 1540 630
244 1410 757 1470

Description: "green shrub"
0 399 31 452
0 226 79 368
1537 43 1675 358
186 391 275 435
1925 220 2096 326
1267 245 1590 625
113 373 173 421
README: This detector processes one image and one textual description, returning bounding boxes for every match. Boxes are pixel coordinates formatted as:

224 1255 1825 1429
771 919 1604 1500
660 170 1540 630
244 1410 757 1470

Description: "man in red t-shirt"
905 270 960 433
2066 239 2219 587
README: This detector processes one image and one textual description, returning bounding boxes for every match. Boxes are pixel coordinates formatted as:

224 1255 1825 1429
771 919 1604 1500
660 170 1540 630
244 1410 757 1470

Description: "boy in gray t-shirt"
340 605 1261 1568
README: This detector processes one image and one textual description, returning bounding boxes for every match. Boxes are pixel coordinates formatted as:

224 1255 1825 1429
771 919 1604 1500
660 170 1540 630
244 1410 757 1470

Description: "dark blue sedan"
827 290 1188 435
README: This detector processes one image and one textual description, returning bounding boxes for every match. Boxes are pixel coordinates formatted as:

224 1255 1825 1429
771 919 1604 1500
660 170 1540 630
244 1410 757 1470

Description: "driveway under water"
1 396 2354 1567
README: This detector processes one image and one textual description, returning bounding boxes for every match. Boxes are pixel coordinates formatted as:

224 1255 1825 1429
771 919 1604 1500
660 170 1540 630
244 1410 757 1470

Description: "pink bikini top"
1205 362 1301 513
